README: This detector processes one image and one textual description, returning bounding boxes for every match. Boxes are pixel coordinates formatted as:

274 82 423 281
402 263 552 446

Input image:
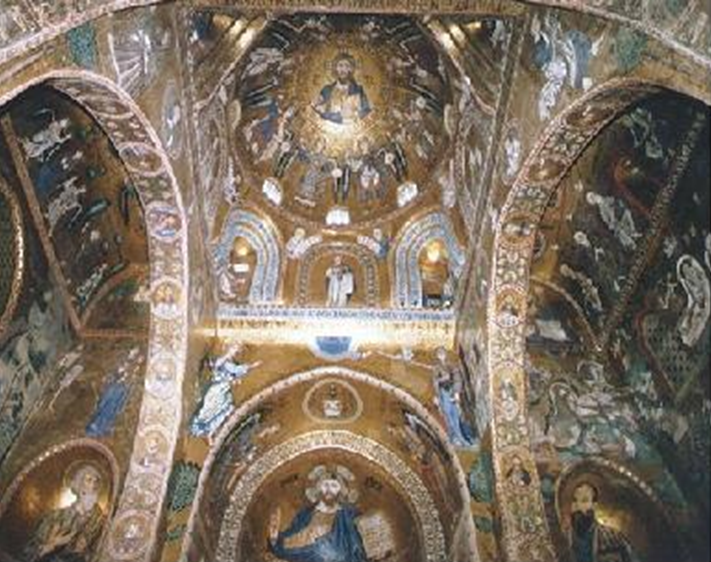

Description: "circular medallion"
150 277 183 320
303 378 363 424
108 511 152 560
145 201 182 242
118 142 165 177
145 352 177 399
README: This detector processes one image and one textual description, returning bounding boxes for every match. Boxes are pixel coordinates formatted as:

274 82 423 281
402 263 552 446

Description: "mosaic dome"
232 16 456 228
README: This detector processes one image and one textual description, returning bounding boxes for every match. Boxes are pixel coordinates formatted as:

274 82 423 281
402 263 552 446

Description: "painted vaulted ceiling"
0 3 709 562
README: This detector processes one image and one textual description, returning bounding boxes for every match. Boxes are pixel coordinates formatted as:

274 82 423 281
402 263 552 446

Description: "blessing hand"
40 527 75 556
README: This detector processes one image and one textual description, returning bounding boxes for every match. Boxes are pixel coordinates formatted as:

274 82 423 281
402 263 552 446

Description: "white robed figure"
677 254 711 348
326 256 355 308
190 344 261 440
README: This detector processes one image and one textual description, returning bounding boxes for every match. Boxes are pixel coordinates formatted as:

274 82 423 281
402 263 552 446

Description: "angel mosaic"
190 345 261 441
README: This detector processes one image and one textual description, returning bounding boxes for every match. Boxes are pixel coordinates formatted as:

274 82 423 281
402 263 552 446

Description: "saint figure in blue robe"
269 466 369 562
434 349 477 448
86 348 141 437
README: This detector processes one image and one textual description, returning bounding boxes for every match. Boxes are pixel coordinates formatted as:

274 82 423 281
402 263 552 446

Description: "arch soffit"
180 365 479 562
0 69 190 562
0 175 25 338
392 210 465 308
487 78 666 562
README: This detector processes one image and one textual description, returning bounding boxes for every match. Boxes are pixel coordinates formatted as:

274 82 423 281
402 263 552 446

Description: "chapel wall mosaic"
489 59 709 562
0 3 709 562
0 339 148 494
1 86 150 333
523 93 711 561
173 359 480 562
0 150 75 467
0 440 118 562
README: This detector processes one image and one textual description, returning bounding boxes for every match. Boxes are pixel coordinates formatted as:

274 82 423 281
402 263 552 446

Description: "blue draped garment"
270 505 368 562
86 376 129 437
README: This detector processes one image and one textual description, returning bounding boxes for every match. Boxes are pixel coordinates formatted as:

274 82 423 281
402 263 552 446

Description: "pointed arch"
487 78 663 562
1 69 190 562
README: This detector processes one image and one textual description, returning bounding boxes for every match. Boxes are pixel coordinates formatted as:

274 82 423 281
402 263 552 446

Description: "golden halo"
63 460 106 494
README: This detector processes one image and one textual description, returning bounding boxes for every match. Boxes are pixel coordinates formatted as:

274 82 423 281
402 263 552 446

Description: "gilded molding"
190 0 525 15
0 177 25 339
217 306 456 348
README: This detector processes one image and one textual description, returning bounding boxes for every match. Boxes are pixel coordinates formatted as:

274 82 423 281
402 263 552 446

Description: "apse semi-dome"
231 15 456 228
